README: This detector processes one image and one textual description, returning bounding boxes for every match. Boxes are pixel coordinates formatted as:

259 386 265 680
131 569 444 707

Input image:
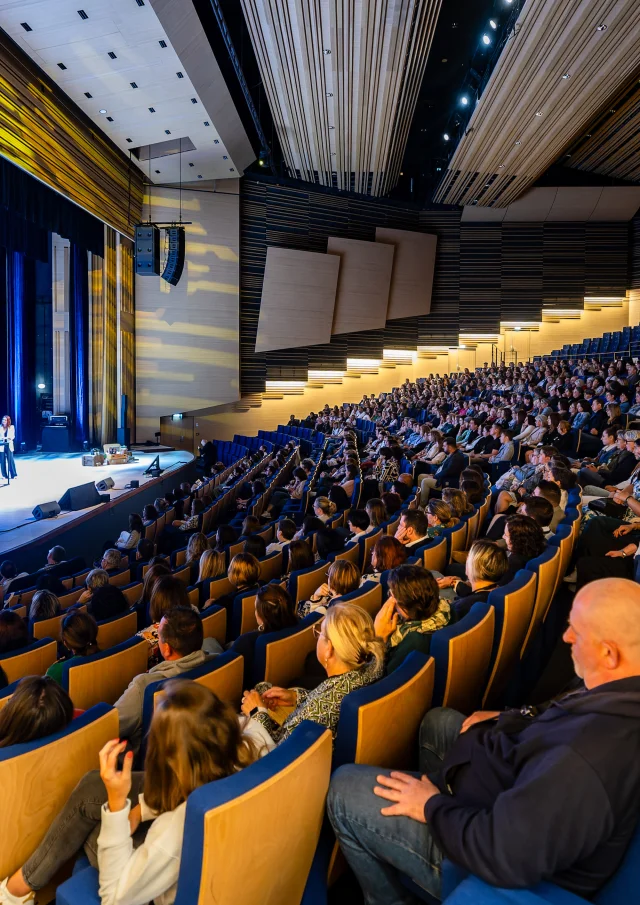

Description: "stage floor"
0 450 193 555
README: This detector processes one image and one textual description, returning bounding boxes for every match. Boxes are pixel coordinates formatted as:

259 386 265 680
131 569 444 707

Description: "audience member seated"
533 479 565 531
0 676 73 748
29 590 61 624
438 540 508 619
243 535 267 559
232 585 298 681
0 561 28 603
184 533 209 583
313 497 337 523
394 511 430 552
212 554 261 619
502 514 547 581
442 487 474 520
298 560 362 617
135 537 155 566
115 513 144 552
240 515 261 537
284 540 315 578
195 549 226 588
47 611 101 685
1 681 258 905
99 548 123 575
241 602 384 750
294 515 324 541
117 607 209 753
425 500 458 540
212 524 237 554
328 578 640 904
266 518 297 553
380 491 403 517
328 484 351 512
162 500 205 552
135 561 172 614
79 569 128 623
365 498 387 530
315 527 346 562
263 466 307 518
374 565 451 674
362 536 408 583
0 609 30 654
419 437 466 504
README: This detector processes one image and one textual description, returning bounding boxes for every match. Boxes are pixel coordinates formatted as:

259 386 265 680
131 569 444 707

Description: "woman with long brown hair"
1 681 258 905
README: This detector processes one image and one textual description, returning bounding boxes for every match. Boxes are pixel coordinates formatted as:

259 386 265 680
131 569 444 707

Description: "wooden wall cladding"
375 228 437 320
0 30 143 237
254 247 340 353
240 0 442 197
328 237 394 334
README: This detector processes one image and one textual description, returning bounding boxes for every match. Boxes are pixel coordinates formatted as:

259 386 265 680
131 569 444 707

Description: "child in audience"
0 676 73 749
297 560 362 618
0 681 258 905
47 611 101 685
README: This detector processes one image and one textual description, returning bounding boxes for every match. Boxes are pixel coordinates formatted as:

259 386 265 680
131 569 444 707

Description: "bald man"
328 578 640 903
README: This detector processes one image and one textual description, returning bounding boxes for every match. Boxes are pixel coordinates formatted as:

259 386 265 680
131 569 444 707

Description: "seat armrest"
445 877 587 905
56 866 101 905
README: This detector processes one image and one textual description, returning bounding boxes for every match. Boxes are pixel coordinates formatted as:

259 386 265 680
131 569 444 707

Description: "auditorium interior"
0 1 640 904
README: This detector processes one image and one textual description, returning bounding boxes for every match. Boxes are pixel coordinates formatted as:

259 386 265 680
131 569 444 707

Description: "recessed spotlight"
498 164 505 169
596 23 607 31
190 98 198 104
130 81 138 89
203 121 210 126
165 129 171 134
37 383 46 389
159 39 167 47
57 62 67 70
442 58 448 63
106 116 113 122
535 110 543 116
107 51 117 59
323 48 331 55
20 22 32 31
562 72 571 79
443 132 450 141
515 139 521 145
77 9 88 19
84 91 92 98
99 108 107 114
148 107 155 113
326 92 333 97
188 162 194 167
435 166 442 171
460 96 469 106
489 19 497 28
482 34 491 45
176 71 183 78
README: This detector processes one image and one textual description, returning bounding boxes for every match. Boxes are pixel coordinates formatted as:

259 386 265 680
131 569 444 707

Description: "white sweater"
97 795 186 905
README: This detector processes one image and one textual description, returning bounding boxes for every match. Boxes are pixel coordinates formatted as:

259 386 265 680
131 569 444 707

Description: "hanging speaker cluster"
134 224 186 286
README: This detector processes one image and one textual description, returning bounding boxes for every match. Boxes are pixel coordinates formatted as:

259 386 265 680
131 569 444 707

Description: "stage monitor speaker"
32 501 61 520
135 225 160 276
58 481 102 511
161 226 185 286
96 477 115 491
130 479 139 489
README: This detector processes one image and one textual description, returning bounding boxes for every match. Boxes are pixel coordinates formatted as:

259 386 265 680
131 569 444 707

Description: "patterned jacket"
251 658 383 745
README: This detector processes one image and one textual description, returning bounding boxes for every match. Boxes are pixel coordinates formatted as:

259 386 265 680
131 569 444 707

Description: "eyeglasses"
312 622 324 638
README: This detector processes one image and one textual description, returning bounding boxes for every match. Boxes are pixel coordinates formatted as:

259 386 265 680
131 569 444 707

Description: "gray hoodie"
115 650 208 752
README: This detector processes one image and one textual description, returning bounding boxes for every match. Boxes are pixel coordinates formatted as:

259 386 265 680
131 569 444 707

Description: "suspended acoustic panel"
240 0 442 196
254 247 340 353
434 0 640 208
328 237 394 335
375 228 437 320
567 82 640 183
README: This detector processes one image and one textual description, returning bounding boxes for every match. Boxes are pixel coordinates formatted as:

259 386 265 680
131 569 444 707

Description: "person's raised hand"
374 597 398 642
374 772 439 822
99 739 133 813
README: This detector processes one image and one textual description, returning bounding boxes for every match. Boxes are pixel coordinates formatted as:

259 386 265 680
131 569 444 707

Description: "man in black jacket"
418 438 466 505
328 577 640 903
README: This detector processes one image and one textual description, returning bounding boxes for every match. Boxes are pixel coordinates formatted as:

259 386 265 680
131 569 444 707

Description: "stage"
0 449 194 558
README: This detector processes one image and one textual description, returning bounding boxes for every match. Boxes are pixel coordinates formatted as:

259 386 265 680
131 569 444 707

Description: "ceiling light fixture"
460 96 469 106
190 98 198 104
57 63 67 70
136 0 145 6
596 23 607 31
176 71 183 78
20 22 32 31
148 107 155 113
562 72 571 79
188 162 194 167
99 108 107 114
37 383 46 389
130 81 138 88
498 164 505 169
482 34 491 45
84 91 92 98
159 39 167 47
535 110 543 116
126 138 132 142
515 139 521 145
155 169 160 174
489 19 497 28
203 121 210 126
77 9 88 19
165 129 171 134
443 132 450 141
107 51 117 59
106 116 113 121
197 174 202 179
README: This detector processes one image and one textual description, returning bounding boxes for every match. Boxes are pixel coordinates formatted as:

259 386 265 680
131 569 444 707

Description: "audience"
362 536 408 582
0 676 73 748
29 590 61 624
0 610 30 654
47 611 101 684
298 560 362 617
394 511 430 551
79 569 128 622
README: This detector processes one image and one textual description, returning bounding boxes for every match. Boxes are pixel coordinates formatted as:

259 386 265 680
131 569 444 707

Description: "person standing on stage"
0 416 17 480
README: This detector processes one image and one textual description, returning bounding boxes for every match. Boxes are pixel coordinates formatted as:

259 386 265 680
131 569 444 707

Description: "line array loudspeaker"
135 225 160 276
161 226 185 286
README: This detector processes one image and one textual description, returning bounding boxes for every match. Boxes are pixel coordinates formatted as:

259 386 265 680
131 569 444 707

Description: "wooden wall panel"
0 30 143 238
375 228 437 320
254 248 340 353
328 237 394 334
501 224 544 322
543 223 585 308
459 226 502 333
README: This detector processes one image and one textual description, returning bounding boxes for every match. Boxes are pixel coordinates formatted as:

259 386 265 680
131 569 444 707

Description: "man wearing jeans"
328 578 640 903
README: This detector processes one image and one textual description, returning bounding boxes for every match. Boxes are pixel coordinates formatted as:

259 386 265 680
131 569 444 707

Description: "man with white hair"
328 578 640 902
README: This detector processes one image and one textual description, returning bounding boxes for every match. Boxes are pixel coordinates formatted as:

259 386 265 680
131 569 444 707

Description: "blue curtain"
69 244 89 445
5 250 37 447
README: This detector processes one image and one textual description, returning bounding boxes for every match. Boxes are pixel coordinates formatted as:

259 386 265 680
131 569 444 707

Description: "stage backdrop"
135 181 240 441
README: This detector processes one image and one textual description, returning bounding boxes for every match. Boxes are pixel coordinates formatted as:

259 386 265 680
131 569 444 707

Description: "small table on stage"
41 425 71 452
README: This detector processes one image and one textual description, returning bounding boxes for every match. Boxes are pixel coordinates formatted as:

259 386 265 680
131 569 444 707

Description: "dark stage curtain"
5 249 37 446
0 156 104 257
69 244 89 445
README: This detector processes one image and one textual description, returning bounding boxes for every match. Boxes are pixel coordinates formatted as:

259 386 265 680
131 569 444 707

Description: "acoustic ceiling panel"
434 0 640 208
375 228 437 320
461 186 640 222
254 247 340 353
327 237 395 335
240 0 442 196
567 82 640 183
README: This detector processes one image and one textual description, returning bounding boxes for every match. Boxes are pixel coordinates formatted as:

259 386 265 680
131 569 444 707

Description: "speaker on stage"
161 226 185 286
58 481 102 511
32 502 61 520
118 395 131 447
135 225 160 276
96 477 115 492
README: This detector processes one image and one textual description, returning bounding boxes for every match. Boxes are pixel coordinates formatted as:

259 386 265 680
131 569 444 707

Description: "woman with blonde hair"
1 681 258 905
298 559 362 617
241 602 384 750
184 532 209 583
313 497 337 522
196 549 226 585
425 499 458 539
442 487 474 519
438 540 508 621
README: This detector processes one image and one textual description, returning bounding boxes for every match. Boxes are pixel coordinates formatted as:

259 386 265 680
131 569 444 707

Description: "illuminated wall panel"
135 183 240 440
